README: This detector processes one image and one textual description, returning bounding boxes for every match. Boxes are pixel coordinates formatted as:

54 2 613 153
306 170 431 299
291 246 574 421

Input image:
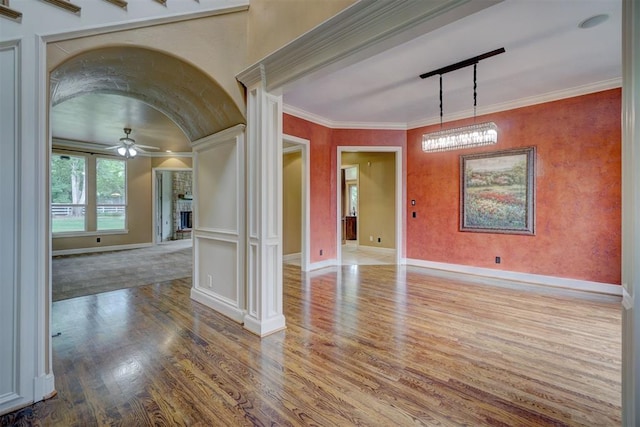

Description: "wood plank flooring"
1 264 621 426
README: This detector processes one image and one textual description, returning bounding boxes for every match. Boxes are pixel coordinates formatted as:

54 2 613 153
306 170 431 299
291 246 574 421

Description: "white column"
244 82 286 336
621 0 640 423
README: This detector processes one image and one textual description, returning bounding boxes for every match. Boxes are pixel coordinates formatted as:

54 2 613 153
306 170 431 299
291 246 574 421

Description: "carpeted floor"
52 240 192 301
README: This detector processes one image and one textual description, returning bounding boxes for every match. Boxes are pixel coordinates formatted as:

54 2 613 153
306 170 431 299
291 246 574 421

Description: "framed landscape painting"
460 147 535 234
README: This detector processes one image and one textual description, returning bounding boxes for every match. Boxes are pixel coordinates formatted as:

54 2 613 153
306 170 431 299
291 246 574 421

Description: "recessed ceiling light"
166 150 172 153
579 14 609 29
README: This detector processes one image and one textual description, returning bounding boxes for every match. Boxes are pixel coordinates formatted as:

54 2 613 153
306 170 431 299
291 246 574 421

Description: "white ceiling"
51 0 621 149
283 0 621 128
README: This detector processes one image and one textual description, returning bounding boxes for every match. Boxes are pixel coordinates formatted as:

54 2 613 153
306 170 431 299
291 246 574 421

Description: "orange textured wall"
406 89 621 284
284 114 335 263
284 116 405 263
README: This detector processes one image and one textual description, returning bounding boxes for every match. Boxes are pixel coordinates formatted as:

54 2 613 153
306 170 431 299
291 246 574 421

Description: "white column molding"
621 0 640 423
244 82 286 336
0 38 24 414
190 125 247 324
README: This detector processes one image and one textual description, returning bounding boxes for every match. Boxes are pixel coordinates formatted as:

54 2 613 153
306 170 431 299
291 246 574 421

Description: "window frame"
95 156 128 232
51 151 129 237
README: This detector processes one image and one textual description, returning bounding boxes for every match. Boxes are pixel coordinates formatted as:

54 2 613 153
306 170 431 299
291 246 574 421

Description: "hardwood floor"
1 265 621 426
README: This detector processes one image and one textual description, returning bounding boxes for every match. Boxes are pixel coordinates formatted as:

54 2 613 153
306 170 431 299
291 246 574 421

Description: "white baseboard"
243 314 286 337
405 258 622 297
34 373 56 401
283 252 301 262
190 288 245 323
355 245 396 254
52 243 153 256
308 259 338 271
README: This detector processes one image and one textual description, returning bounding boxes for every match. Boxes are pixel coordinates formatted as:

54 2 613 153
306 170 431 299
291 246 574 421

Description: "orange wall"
284 115 335 262
284 89 621 284
407 89 621 284
283 116 404 262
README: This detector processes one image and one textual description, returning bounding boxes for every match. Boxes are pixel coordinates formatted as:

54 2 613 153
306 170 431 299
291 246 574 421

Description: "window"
348 183 358 216
96 158 126 230
51 153 127 235
51 154 86 233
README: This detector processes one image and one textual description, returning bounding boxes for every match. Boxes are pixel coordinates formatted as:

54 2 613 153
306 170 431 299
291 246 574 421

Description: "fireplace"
179 211 192 230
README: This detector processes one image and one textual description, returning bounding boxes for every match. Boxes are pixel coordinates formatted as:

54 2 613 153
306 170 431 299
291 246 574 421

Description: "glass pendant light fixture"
420 48 504 153
116 128 138 158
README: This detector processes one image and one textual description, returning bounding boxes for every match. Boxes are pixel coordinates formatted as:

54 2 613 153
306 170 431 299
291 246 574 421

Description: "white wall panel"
196 237 237 302
190 125 246 324
196 140 238 232
0 41 19 409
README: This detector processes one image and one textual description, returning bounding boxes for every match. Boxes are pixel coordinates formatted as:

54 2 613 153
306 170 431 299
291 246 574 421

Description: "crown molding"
407 77 622 129
283 104 406 130
284 78 622 131
237 0 501 91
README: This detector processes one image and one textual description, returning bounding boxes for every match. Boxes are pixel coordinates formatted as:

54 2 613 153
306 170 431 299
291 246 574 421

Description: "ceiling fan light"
128 147 137 157
117 146 127 156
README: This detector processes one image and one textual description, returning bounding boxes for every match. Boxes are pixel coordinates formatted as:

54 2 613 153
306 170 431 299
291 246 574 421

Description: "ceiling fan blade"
135 144 160 150
105 145 121 150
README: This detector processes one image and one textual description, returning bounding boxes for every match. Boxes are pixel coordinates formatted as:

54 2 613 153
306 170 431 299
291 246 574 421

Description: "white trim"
33 373 55 401
237 0 500 90
283 252 301 262
191 124 246 150
356 245 396 255
41 4 249 43
190 288 245 323
336 146 403 266
307 259 339 271
283 104 406 130
52 242 152 256
407 78 622 130
243 314 286 337
621 0 640 423
406 258 622 297
53 229 129 238
283 134 310 272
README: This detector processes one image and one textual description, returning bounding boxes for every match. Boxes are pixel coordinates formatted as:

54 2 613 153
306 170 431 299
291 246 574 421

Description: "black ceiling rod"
419 47 506 79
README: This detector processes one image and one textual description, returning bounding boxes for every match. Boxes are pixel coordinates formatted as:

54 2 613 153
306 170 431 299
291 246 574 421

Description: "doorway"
336 147 403 265
153 168 193 244
282 134 310 271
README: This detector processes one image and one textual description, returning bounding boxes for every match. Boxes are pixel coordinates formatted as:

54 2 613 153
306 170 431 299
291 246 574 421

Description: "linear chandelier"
420 48 505 153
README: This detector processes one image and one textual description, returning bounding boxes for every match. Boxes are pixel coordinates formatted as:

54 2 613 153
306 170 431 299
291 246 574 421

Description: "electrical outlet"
495 256 501 264
377 237 381 243
320 249 323 256
369 236 373 242
96 237 101 243
207 274 213 288
412 211 416 218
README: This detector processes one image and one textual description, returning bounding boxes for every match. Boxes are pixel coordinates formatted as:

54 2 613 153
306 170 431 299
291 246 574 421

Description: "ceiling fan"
106 128 159 158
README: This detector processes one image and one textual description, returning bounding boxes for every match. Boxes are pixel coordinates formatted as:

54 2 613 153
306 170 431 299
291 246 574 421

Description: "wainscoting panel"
191 125 246 324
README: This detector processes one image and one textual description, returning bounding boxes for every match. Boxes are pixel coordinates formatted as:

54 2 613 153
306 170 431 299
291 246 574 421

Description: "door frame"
341 164 360 246
151 167 192 244
336 146 403 265
283 134 311 271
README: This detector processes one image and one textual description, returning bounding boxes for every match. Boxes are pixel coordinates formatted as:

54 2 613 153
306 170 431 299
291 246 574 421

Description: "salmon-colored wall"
284 114 335 262
284 89 620 283
407 89 621 284
283 116 405 263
